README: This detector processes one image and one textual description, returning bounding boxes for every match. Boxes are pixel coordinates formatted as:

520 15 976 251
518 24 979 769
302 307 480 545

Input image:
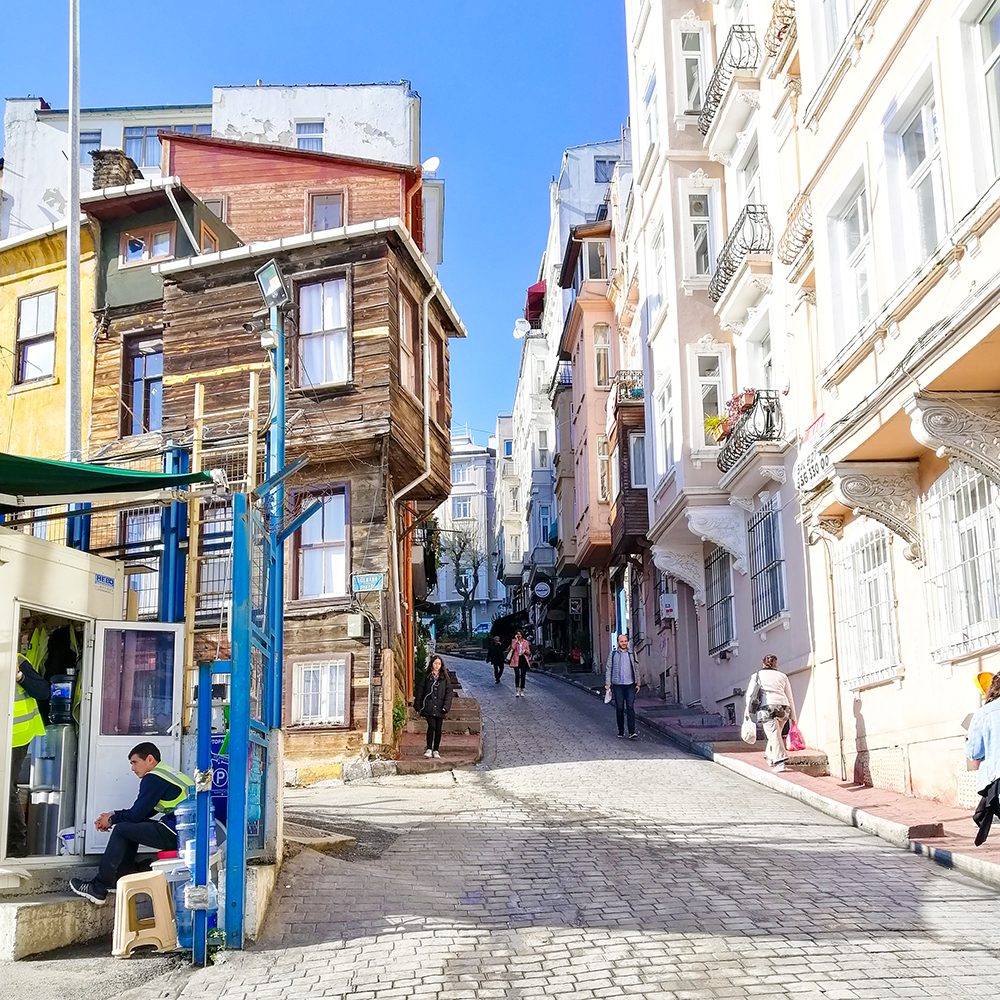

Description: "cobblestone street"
147 657 1000 999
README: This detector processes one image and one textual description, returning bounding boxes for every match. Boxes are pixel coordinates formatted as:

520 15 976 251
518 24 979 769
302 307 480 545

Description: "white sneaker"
432 750 441 758
423 749 433 758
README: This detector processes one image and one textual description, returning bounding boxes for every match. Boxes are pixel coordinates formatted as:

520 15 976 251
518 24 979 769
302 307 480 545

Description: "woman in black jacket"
415 654 454 758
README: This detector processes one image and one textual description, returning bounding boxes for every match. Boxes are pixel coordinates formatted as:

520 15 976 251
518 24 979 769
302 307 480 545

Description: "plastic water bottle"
170 866 193 950
173 798 196 866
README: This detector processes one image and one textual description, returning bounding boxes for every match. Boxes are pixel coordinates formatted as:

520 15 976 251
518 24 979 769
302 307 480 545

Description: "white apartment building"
432 432 505 630
1 82 442 261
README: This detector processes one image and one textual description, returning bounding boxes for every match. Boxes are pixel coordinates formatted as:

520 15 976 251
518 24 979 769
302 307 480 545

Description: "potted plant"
705 414 730 442
739 387 757 411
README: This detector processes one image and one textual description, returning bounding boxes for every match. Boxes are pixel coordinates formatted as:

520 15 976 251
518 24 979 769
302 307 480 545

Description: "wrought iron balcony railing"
552 360 573 392
777 192 812 266
708 204 773 303
614 370 644 406
765 0 796 57
698 25 762 136
717 389 784 474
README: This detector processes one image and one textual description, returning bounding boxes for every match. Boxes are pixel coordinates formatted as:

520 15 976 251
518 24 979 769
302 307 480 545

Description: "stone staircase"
398 693 482 774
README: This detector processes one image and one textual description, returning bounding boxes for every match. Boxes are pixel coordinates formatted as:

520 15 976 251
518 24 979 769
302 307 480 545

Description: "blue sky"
0 0 628 444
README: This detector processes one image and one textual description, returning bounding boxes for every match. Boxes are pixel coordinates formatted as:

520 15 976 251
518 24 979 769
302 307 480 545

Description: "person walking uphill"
509 630 531 698
415 654 454 758
744 654 797 772
488 635 506 684
967 672 1000 844
605 633 641 739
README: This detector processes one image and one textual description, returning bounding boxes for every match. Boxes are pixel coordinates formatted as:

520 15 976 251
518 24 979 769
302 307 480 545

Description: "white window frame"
819 0 858 66
452 495 472 521
655 380 674 479
829 177 875 353
309 192 345 232
974 0 1000 175
503 438 513 458
539 504 552 541
672 18 710 120
594 157 619 183
597 436 610 502
643 72 660 150
292 658 348 726
922 463 1000 661
610 444 621 499
578 240 610 282
629 432 648 488
691 347 728 450
80 129 102 164
296 121 325 152
15 289 57 384
649 224 666 319
451 462 471 485
678 174 721 287
747 492 787 630
537 429 550 469
298 492 349 600
594 324 612 388
297 277 350 388
510 533 522 561
832 523 900 687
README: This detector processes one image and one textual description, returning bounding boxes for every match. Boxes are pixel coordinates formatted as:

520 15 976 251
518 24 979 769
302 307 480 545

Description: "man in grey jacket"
604 633 641 739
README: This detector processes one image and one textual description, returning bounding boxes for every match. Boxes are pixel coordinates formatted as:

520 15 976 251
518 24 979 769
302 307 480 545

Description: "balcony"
551 360 573 395
614 370 644 407
717 389 784 474
710 205 773 327
764 0 796 59
699 25 761 159
776 192 812 271
500 459 518 481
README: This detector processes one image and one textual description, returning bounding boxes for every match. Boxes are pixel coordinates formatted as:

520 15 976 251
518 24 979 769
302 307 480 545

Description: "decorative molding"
688 167 710 187
736 89 761 111
759 464 786 485
679 8 701 29
749 274 773 294
729 495 755 513
685 505 749 574
721 321 744 336
651 542 706 606
696 333 724 351
906 392 1000 489
710 151 732 167
831 462 922 563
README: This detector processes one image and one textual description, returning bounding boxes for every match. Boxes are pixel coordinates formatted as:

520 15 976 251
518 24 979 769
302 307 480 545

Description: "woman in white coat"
744 654 797 772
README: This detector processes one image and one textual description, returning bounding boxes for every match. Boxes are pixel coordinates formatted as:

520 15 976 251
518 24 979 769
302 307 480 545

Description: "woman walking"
415 654 454 758
744 654 797 772
968 673 1000 844
509 630 531 698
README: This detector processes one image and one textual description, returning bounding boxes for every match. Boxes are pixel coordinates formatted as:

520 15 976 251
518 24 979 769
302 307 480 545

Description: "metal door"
84 622 184 853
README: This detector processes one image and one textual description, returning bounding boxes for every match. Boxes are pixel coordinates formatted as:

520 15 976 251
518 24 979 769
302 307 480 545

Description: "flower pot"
739 389 757 411
712 420 730 442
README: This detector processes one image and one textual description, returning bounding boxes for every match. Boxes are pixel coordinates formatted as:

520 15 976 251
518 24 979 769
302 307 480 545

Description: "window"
696 354 724 448
832 526 899 684
534 359 547 393
298 277 349 387
293 659 348 726
834 183 874 340
655 381 674 477
309 193 344 232
123 125 178 168
123 336 163 436
451 462 471 485
296 121 324 151
199 222 219 253
923 463 1000 660
643 73 659 148
510 534 522 561
171 124 212 137
897 92 944 264
197 502 233 619
610 444 621 499
203 197 226 222
452 495 472 520
630 433 647 488
458 568 475 593
537 429 549 469
121 510 161 619
503 438 513 458
687 192 713 276
755 330 774 390
705 546 735 654
741 140 761 204
650 225 666 317
594 324 611 388
120 223 176 267
298 492 348 599
821 0 857 62
594 157 618 183
580 240 610 281
80 130 102 164
598 436 610 502
748 494 786 629
539 504 552 541
680 30 706 114
979 0 1000 170
430 334 446 424
15 289 56 383
398 293 421 396
510 488 519 513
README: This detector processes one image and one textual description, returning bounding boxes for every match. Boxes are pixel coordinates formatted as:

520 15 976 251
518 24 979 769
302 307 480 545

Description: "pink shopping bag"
785 722 806 752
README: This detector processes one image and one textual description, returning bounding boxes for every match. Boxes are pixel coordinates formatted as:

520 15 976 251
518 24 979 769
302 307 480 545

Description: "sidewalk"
539 665 1000 891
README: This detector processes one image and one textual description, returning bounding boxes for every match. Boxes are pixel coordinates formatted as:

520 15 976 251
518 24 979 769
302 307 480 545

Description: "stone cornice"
651 542 706 606
906 392 1000 487
685 505 748 574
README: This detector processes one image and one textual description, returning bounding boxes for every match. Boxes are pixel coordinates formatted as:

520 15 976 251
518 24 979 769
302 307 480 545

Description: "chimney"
89 148 143 189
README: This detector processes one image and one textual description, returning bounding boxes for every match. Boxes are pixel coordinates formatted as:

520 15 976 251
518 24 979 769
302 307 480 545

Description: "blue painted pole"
67 501 91 551
160 447 189 622
224 493 250 949
193 658 213 966
268 305 286 729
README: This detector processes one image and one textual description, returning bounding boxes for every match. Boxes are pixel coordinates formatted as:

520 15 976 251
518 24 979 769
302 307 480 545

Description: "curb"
537 668 1000 891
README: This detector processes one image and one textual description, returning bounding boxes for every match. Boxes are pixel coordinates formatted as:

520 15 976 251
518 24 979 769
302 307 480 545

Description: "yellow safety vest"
12 683 45 747
151 761 195 814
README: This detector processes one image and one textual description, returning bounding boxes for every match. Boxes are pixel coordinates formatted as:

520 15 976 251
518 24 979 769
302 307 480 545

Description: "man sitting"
70 742 194 906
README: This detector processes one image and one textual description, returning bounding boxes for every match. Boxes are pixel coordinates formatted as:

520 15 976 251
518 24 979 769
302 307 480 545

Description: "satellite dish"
513 318 531 339
422 155 441 174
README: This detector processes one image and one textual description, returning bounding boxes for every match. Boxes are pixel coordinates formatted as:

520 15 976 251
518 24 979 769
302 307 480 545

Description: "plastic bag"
604 689 613 705
785 722 806 752
740 717 757 745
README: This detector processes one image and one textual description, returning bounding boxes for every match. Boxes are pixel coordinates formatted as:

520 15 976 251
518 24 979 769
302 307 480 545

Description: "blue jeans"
612 684 637 736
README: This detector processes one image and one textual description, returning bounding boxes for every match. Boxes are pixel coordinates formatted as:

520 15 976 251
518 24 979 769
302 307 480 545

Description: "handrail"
698 25 761 136
764 0 796 57
708 204 773 303
717 389 784 474
614 369 644 405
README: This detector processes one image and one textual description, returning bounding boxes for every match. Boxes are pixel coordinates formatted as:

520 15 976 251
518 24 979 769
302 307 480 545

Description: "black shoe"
70 876 109 906
629 733 638 740
616 733 624 739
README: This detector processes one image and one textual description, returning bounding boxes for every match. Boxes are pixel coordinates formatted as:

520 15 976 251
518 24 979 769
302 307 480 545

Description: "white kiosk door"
85 621 184 853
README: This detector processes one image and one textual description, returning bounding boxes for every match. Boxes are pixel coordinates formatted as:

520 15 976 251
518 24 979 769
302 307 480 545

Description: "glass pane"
843 201 861 254
22 337 54 380
681 30 701 52
982 0 1000 53
148 379 162 432
125 235 146 262
326 329 348 384
328 545 347 596
151 231 172 258
196 124 212 136
698 355 719 378
915 173 939 257
298 137 323 152
299 283 322 335
124 128 143 164
322 279 346 331
901 111 927 176
173 125 193 135
689 194 709 219
144 133 161 168
693 223 710 274
311 195 343 231
99 629 175 736
146 350 163 377
19 295 38 338
685 58 702 111
301 549 324 597
323 494 346 542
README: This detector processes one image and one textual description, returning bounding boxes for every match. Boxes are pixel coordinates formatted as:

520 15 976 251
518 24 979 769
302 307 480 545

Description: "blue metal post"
268 306 286 729
160 447 189 622
193 659 213 966
224 492 251 949
66 501 91 551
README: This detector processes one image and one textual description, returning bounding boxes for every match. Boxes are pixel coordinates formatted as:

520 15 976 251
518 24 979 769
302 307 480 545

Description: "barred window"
922 463 1000 660
832 525 898 685
748 494 786 629
197 502 233 621
705 545 735 654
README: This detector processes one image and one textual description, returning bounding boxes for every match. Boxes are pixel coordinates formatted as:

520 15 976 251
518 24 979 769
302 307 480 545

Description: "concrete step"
0 891 115 960
405 717 481 735
397 732 481 774
283 822 357 860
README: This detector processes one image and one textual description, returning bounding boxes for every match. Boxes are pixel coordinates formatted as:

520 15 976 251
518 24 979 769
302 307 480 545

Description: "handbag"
740 717 757 745
785 721 806 752
747 672 763 714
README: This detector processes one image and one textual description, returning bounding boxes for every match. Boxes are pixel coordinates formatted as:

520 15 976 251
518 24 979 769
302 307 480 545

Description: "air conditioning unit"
659 592 677 620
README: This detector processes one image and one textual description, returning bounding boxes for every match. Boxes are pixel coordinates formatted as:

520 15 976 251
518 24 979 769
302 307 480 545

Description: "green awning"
0 451 217 511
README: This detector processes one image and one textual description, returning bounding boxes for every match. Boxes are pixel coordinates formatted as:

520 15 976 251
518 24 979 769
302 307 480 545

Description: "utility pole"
66 0 82 461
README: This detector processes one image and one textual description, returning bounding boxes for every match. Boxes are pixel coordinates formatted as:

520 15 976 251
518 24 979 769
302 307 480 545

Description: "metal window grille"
922 463 1000 660
197 500 233 622
748 495 786 629
832 525 899 685
293 659 347 725
705 545 735 654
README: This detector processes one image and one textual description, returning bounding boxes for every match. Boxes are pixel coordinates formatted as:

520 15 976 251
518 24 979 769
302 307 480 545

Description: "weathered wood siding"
609 405 649 558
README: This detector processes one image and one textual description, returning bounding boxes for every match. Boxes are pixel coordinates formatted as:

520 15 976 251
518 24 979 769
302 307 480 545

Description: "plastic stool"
112 870 178 957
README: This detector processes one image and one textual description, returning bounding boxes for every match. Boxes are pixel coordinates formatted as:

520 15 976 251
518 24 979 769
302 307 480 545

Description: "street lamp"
254 258 289 311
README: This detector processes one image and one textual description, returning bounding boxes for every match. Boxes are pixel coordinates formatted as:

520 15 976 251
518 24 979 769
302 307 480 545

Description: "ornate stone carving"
685 505 749 574
710 152 732 167
688 167 710 187
679 9 701 29
906 392 1000 488
736 89 761 111
749 274 773 293
721 321 744 336
831 462 922 562
729 495 755 513
759 464 786 485
651 542 706 606
696 333 723 351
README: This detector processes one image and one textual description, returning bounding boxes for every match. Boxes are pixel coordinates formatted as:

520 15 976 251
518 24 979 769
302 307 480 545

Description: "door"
84 622 184 854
